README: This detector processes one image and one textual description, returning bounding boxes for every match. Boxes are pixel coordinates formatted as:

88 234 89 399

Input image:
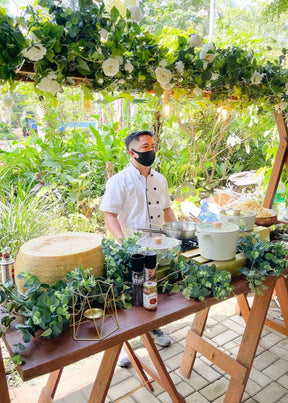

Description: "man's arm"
164 207 177 222
103 212 125 244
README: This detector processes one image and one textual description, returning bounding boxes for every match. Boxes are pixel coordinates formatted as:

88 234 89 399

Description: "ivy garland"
0 234 287 349
0 0 287 110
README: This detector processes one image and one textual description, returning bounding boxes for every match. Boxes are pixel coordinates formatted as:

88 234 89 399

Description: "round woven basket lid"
15 232 105 292
19 232 103 257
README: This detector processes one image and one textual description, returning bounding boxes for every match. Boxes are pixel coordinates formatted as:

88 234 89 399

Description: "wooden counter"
1 267 288 403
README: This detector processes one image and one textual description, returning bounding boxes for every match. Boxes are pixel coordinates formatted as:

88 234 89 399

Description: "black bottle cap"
144 251 157 269
130 254 145 272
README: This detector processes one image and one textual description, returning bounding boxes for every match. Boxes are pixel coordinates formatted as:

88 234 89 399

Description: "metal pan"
137 221 197 240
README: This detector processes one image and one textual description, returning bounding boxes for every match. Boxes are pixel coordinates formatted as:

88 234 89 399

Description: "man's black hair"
125 130 154 151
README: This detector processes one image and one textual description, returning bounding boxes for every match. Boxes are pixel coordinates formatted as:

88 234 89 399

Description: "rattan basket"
15 232 105 293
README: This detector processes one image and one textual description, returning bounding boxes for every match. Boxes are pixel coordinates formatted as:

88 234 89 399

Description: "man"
100 130 177 367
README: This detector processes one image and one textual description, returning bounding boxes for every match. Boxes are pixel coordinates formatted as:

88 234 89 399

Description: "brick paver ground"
3 296 288 403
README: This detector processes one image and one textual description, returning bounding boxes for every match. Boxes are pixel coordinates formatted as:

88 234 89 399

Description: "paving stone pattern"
4 296 288 403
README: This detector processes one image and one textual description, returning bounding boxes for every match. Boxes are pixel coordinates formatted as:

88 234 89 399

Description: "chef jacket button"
148 201 151 205
150 216 153 219
158 215 160 218
156 201 159 204
154 187 157 190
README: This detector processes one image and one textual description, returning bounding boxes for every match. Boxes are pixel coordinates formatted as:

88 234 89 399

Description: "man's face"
129 135 155 155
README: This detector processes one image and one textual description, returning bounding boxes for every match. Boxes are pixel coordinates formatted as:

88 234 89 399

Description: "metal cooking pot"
138 221 197 240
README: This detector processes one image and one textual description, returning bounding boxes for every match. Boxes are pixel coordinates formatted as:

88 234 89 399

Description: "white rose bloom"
250 72 263 85
160 82 174 90
124 63 134 73
22 44 47 62
130 6 143 22
155 67 172 85
200 42 216 62
102 58 119 77
98 78 104 84
211 72 219 80
175 61 184 75
38 73 61 96
118 79 125 84
189 34 203 48
114 55 123 65
100 29 108 41
159 59 167 67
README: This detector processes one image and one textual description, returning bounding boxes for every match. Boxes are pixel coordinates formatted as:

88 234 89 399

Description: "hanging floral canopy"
0 0 288 112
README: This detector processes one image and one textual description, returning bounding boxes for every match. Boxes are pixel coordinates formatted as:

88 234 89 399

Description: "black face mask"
132 149 156 167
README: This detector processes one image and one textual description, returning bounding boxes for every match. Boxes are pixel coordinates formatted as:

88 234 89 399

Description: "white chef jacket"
100 164 172 237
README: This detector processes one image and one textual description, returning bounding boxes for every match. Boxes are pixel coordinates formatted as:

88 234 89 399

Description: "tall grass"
0 185 62 257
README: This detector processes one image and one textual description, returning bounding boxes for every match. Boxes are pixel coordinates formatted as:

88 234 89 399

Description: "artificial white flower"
275 101 288 112
284 83 288 95
160 82 174 90
189 34 203 48
159 60 167 67
250 72 263 85
102 58 119 77
100 29 108 41
124 62 134 73
200 42 216 63
38 72 61 96
97 47 103 55
118 79 125 84
175 61 184 75
22 44 47 62
114 55 123 65
98 78 104 84
130 5 143 22
211 72 219 80
155 67 172 85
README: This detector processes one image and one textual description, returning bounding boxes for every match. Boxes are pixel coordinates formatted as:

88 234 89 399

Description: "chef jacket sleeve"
99 175 123 214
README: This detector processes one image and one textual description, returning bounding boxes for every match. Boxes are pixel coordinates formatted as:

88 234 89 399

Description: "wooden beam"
263 111 288 208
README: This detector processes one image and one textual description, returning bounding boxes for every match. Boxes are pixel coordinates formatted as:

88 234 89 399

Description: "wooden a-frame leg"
38 369 63 403
140 333 186 403
180 307 209 379
0 343 10 403
265 276 288 336
124 341 154 391
88 343 122 403
224 277 277 403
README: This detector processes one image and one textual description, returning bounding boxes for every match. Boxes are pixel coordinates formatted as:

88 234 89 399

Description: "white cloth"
100 164 172 237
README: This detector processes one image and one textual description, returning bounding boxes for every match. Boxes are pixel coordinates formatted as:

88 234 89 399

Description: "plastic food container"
219 209 256 231
196 222 239 261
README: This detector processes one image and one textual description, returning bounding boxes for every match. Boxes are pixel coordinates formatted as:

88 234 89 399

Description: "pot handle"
197 233 211 240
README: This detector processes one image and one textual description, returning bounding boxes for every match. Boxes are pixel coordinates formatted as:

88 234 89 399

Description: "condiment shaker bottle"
130 254 145 307
144 251 157 282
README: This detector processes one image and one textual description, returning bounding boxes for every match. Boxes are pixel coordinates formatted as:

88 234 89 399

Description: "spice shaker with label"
130 253 145 307
143 281 158 310
144 251 157 282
